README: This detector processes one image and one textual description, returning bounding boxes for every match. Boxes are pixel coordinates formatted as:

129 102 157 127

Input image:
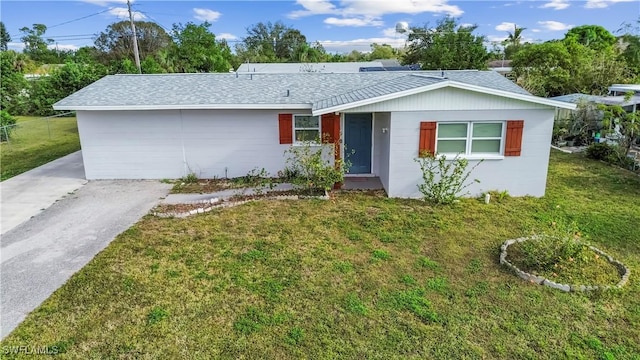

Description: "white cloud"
107 7 145 20
538 20 573 31
318 37 405 53
495 22 516 31
324 17 384 27
48 44 80 51
585 0 634 8
193 8 221 22
531 28 541 33
539 0 570 10
217 33 238 40
7 42 25 51
288 0 337 18
289 0 463 19
487 35 508 43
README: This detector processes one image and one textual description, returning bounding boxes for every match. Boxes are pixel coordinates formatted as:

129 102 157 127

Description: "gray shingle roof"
53 70 532 110
313 75 444 111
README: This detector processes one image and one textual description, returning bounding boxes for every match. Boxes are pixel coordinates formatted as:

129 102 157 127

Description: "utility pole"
127 0 141 74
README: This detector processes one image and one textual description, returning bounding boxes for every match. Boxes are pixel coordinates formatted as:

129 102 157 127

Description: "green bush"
414 151 482 205
586 142 616 161
283 136 350 193
0 110 17 141
586 142 637 170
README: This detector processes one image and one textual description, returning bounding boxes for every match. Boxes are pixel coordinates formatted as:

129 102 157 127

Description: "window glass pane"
438 123 467 138
471 139 501 153
437 140 466 153
295 130 319 142
295 115 319 128
473 123 502 138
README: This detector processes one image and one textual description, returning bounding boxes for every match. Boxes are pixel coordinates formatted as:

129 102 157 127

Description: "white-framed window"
294 115 321 142
436 122 504 155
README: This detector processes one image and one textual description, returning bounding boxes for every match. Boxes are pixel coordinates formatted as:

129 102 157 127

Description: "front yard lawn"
2 151 639 358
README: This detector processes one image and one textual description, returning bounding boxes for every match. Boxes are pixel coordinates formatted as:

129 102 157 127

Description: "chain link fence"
1 112 80 180
0 112 78 148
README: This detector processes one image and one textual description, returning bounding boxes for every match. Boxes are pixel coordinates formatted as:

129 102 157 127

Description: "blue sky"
1 0 638 53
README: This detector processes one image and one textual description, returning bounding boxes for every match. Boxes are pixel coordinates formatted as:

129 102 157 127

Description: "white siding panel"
387 109 555 198
77 109 307 179
343 87 549 113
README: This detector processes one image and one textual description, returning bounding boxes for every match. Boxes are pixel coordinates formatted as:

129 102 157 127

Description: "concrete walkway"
1 151 87 235
1 180 171 339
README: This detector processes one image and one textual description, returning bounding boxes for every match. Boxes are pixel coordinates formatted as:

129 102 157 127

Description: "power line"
48 8 111 30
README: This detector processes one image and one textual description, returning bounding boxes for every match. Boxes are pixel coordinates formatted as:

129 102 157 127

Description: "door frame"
341 112 376 177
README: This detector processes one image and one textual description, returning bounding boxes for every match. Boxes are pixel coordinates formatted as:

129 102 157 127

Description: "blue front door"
345 113 372 174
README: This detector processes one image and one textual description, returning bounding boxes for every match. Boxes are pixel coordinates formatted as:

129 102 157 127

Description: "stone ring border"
500 236 631 292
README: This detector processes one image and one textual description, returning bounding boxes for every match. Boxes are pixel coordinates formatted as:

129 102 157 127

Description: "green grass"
2 151 640 359
0 116 80 181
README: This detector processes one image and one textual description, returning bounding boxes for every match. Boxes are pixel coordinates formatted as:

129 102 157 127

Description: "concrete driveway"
1 173 171 338
1 151 87 235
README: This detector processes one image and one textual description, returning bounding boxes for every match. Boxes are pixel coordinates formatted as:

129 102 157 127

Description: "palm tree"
503 24 527 59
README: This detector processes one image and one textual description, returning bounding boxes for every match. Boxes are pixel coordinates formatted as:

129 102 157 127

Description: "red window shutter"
321 113 340 143
505 120 524 156
321 113 341 160
419 121 437 156
279 114 293 144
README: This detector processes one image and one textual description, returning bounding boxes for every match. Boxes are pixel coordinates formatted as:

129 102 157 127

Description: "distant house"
487 59 513 77
552 84 640 114
236 60 404 73
53 70 575 198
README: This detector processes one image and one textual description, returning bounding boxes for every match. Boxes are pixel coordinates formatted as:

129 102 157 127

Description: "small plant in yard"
234 167 276 195
372 249 390 260
147 307 169 325
283 134 351 194
180 172 199 184
286 327 305 345
514 222 589 272
414 151 482 205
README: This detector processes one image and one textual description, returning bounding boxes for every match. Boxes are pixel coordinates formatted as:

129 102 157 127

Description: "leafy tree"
402 17 489 70
564 25 617 51
94 21 172 65
0 21 10 51
512 38 630 97
368 43 397 60
346 50 366 62
292 41 328 62
617 17 640 77
29 61 108 116
19 24 58 63
236 21 308 63
0 50 31 114
168 22 232 73
141 56 166 74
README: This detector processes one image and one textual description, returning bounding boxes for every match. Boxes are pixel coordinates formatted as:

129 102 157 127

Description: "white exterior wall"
77 109 308 179
372 113 391 193
387 108 556 198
